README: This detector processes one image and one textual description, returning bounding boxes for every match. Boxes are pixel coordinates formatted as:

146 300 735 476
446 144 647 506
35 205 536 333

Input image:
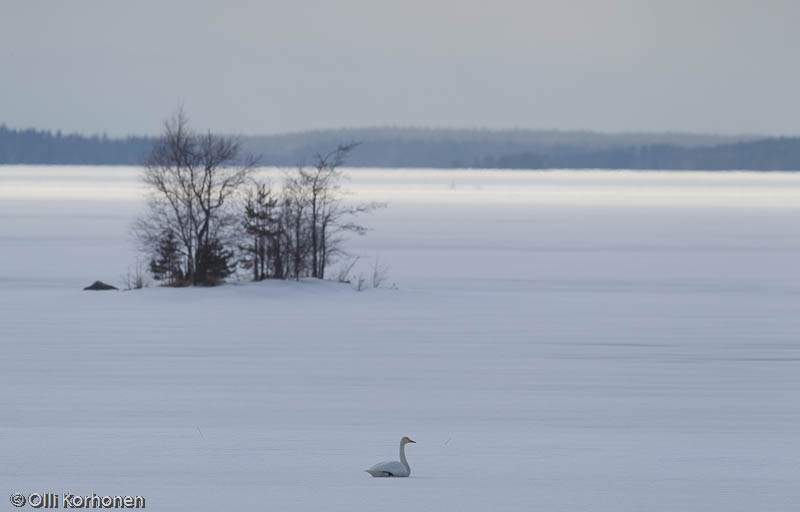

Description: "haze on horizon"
2 0 799 138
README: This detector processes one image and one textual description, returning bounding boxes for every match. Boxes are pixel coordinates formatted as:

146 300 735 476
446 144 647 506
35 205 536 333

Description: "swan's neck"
399 441 409 472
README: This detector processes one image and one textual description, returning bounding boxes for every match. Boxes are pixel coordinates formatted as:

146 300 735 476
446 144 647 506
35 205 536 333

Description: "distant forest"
2 124 799 170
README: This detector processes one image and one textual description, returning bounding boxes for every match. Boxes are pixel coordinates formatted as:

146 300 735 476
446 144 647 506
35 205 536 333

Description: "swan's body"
365 436 415 477
365 460 409 478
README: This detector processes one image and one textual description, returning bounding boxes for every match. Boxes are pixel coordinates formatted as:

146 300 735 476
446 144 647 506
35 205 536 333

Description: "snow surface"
2 166 800 511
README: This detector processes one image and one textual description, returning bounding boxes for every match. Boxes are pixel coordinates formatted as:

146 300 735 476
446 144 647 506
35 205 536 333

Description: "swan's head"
401 436 416 445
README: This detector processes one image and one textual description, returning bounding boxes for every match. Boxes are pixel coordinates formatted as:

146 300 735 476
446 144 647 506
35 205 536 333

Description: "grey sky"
2 0 798 136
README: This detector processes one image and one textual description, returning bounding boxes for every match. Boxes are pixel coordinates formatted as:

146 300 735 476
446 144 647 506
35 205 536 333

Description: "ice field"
1 167 799 511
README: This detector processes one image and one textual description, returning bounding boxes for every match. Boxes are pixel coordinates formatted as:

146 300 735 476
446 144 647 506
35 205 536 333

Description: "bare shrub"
335 256 360 284
370 256 389 289
122 261 148 291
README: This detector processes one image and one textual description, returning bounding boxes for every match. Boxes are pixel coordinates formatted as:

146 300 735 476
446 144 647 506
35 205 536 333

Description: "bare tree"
135 107 257 286
279 175 311 280
284 143 384 280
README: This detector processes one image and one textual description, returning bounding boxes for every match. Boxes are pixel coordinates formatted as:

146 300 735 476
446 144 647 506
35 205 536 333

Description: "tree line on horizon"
0 124 153 165
1 123 800 170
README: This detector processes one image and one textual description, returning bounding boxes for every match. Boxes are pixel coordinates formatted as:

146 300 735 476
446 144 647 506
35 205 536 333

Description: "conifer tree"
240 183 279 281
148 229 184 285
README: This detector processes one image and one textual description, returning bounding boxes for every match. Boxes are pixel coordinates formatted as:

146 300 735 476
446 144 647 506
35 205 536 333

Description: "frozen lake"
1 166 799 511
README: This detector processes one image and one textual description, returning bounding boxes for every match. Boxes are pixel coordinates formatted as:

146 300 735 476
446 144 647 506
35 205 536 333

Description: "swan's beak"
408 438 416 443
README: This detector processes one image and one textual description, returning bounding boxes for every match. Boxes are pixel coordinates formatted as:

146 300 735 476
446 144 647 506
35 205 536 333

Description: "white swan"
365 436 416 477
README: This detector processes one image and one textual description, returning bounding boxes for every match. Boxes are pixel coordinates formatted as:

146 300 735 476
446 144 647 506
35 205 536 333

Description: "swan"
365 436 416 477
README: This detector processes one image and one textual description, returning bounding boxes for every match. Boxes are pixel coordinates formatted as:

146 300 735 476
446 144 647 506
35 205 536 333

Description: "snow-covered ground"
1 166 799 511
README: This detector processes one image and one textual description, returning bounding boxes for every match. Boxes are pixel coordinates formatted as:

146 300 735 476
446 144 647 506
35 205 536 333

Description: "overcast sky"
1 0 799 136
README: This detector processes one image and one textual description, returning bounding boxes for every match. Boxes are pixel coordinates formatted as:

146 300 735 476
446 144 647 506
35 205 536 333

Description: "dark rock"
83 280 118 291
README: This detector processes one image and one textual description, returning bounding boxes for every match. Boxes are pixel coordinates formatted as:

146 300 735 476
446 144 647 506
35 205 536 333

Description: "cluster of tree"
134 110 381 287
